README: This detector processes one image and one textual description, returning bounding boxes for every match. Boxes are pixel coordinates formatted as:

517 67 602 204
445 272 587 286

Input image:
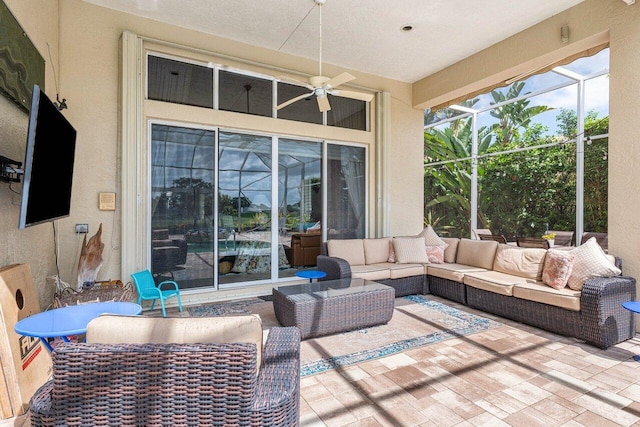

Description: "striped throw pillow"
392 237 429 264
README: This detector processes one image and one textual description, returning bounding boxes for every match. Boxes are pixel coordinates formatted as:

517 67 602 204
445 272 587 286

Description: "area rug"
187 295 502 377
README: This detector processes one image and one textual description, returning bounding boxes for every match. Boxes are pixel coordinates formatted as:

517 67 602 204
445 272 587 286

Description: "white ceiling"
82 0 584 83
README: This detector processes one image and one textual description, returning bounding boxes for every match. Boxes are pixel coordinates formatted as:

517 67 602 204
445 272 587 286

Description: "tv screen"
19 85 77 229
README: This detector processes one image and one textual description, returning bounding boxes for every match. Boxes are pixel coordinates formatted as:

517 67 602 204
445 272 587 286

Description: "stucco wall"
0 0 422 307
414 0 640 304
0 0 60 310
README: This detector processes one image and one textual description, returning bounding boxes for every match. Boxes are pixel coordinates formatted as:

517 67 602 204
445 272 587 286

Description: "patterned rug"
188 295 502 377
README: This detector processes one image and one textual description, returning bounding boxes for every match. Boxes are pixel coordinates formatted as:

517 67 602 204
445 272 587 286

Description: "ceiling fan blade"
324 72 355 89
329 89 374 102
277 75 314 90
275 92 313 110
317 95 331 112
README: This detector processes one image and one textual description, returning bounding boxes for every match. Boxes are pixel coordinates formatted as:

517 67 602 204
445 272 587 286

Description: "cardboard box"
0 264 51 418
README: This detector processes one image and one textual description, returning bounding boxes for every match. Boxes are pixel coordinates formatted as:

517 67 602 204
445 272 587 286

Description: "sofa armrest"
316 255 351 281
580 275 636 348
251 327 301 424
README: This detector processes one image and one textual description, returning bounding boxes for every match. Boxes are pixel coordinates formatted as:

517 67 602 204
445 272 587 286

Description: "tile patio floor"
7 294 640 426
296 296 640 427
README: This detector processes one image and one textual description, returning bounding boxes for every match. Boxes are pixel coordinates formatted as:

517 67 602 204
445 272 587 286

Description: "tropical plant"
425 99 609 239
424 83 555 236
488 82 553 146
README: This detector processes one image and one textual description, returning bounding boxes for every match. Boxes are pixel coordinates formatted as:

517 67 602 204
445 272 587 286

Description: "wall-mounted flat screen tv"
19 85 77 229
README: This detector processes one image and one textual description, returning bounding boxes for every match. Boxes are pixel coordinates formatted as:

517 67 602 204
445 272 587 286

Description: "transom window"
147 54 369 131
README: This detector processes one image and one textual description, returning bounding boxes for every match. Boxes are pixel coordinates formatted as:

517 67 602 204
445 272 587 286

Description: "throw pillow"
392 237 430 264
426 245 445 264
388 240 397 263
566 237 621 290
417 225 448 248
542 250 576 289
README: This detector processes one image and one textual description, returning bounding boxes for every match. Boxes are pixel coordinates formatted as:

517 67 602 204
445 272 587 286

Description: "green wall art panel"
0 0 45 112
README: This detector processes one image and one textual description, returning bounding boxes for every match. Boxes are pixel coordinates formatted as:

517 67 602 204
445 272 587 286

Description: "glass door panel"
150 124 215 289
326 144 366 239
218 132 273 286
278 139 322 277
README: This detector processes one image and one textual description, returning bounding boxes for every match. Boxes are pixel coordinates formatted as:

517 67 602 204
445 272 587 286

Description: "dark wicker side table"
272 278 395 339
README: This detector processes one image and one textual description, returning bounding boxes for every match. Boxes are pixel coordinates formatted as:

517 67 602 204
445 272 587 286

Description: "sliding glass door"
150 123 215 290
150 124 366 291
218 132 273 286
326 144 366 239
278 138 322 277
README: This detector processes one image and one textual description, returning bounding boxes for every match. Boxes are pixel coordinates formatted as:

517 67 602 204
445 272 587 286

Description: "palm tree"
489 82 552 146
424 83 552 233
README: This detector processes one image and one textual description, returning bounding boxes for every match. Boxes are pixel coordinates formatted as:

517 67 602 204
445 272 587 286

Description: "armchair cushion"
87 314 264 369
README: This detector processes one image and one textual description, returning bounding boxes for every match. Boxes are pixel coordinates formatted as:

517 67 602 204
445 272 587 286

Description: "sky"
430 48 610 138
480 49 608 137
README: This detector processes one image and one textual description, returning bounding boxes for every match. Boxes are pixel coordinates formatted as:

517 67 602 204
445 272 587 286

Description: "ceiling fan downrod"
316 0 325 77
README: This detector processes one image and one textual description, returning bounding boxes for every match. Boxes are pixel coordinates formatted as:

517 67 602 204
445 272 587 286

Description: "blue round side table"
623 301 640 314
622 301 640 362
295 270 327 283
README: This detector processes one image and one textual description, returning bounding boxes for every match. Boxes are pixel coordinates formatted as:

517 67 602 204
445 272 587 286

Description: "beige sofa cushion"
86 314 264 369
386 263 425 279
441 238 459 263
464 271 536 296
350 264 391 281
426 263 488 283
364 238 392 265
392 237 429 264
513 282 581 311
327 239 365 266
456 238 499 269
492 244 547 280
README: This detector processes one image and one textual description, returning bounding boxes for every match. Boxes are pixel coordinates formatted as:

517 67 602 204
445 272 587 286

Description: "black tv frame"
19 85 77 229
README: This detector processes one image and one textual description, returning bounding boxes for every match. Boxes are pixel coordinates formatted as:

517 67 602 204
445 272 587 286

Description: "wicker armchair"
479 234 508 244
516 236 550 249
29 326 301 426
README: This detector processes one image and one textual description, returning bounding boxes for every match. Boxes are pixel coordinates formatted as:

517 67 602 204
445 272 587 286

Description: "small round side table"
622 301 640 362
295 270 327 283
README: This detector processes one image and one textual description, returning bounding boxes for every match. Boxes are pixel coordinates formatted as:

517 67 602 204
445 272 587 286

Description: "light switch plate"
99 192 116 211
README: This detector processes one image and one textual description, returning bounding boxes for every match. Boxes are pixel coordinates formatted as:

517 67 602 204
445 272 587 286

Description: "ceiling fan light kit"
275 0 373 112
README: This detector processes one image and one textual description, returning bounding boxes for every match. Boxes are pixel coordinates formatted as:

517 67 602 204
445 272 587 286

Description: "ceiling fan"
275 0 374 113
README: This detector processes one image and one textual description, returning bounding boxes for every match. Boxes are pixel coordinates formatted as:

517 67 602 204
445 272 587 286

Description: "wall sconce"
622 0 635 5
561 25 570 43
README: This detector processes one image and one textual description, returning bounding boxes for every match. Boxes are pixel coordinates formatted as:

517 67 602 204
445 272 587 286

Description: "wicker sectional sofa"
317 236 636 349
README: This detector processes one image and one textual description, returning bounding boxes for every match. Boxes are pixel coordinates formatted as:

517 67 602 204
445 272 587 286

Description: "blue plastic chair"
131 269 182 317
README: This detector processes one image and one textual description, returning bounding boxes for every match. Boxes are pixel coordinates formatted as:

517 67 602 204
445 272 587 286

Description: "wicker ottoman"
272 278 395 339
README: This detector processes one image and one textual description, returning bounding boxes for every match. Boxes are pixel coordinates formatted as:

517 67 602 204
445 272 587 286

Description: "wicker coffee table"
272 278 395 339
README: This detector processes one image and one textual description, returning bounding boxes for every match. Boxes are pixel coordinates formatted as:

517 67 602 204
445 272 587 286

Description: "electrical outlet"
75 224 88 233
